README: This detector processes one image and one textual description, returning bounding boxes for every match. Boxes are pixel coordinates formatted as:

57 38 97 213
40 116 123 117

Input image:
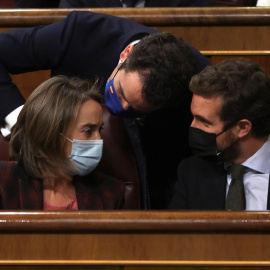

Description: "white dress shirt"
225 135 270 211
257 0 270 6
1 105 24 137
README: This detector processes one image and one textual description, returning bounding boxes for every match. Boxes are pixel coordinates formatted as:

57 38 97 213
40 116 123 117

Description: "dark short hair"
120 32 197 108
10 75 102 179
190 57 270 138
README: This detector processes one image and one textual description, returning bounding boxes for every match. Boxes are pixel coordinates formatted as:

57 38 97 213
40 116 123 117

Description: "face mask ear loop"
215 129 227 155
113 67 120 79
216 129 226 137
66 137 73 143
216 122 238 156
217 121 238 138
60 133 73 143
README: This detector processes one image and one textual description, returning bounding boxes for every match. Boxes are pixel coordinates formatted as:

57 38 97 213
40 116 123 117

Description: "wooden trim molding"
201 50 270 55
1 260 270 266
1 212 270 266
0 7 269 27
0 211 270 231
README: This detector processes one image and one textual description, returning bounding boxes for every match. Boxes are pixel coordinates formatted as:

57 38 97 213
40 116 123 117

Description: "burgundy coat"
0 161 125 210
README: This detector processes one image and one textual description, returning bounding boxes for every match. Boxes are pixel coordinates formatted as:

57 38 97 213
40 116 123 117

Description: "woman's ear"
237 119 252 138
119 44 135 63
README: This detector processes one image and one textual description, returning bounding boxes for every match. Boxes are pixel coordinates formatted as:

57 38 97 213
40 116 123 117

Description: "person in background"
0 75 125 210
58 0 211 7
14 0 60 8
169 58 270 211
0 11 210 209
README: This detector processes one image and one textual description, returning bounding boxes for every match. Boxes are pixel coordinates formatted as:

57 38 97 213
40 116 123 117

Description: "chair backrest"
0 133 9 161
97 104 141 209
0 104 140 209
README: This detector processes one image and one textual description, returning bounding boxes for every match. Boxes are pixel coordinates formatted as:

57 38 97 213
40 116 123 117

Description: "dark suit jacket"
0 11 210 209
0 161 125 210
59 0 212 7
169 155 270 210
15 0 60 7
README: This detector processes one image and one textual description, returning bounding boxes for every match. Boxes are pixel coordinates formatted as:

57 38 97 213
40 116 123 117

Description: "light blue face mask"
67 138 103 176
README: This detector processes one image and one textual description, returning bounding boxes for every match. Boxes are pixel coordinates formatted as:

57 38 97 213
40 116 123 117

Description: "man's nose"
121 100 131 111
190 118 196 127
95 131 102 140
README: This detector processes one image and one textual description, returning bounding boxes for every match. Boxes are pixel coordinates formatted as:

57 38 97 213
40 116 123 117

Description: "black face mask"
189 127 225 157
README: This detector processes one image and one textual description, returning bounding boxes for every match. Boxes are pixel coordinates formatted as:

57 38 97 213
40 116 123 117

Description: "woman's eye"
84 129 92 135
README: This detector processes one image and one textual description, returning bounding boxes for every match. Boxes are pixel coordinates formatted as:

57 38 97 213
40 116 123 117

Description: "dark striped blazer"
0 161 125 210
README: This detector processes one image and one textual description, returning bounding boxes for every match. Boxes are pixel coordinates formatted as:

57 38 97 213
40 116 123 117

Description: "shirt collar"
243 135 270 174
225 135 270 174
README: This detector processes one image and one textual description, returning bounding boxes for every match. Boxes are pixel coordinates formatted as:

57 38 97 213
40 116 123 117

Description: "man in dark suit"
59 0 211 8
0 11 210 209
169 58 270 211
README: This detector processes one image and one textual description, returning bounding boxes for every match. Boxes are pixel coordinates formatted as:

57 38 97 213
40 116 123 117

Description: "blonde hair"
10 75 102 179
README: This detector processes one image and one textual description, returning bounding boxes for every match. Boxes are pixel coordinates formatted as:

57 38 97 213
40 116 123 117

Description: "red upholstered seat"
97 104 140 209
0 134 9 161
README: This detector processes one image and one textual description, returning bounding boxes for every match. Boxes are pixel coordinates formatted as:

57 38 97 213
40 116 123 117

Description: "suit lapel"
74 178 103 210
19 174 43 210
198 159 227 209
96 0 122 7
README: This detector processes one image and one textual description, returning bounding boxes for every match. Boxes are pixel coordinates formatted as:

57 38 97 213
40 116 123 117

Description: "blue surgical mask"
67 138 103 176
105 77 141 118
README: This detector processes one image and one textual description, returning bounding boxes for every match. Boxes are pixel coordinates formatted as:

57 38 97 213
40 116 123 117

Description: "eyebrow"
194 115 213 125
80 122 104 129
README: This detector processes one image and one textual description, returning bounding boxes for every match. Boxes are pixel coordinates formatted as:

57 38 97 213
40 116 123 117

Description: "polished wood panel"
1 211 270 268
10 70 50 99
125 266 267 270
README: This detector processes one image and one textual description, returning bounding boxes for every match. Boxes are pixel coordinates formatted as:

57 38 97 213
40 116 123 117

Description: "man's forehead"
191 94 223 117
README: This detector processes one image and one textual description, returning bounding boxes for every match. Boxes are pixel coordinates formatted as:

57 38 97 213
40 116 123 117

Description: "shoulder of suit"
0 161 19 172
179 155 222 169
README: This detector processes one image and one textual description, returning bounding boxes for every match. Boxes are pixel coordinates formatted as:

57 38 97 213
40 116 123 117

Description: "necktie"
225 164 246 211
122 0 137 7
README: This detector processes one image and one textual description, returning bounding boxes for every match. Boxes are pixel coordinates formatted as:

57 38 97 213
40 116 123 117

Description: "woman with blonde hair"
0 75 124 210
